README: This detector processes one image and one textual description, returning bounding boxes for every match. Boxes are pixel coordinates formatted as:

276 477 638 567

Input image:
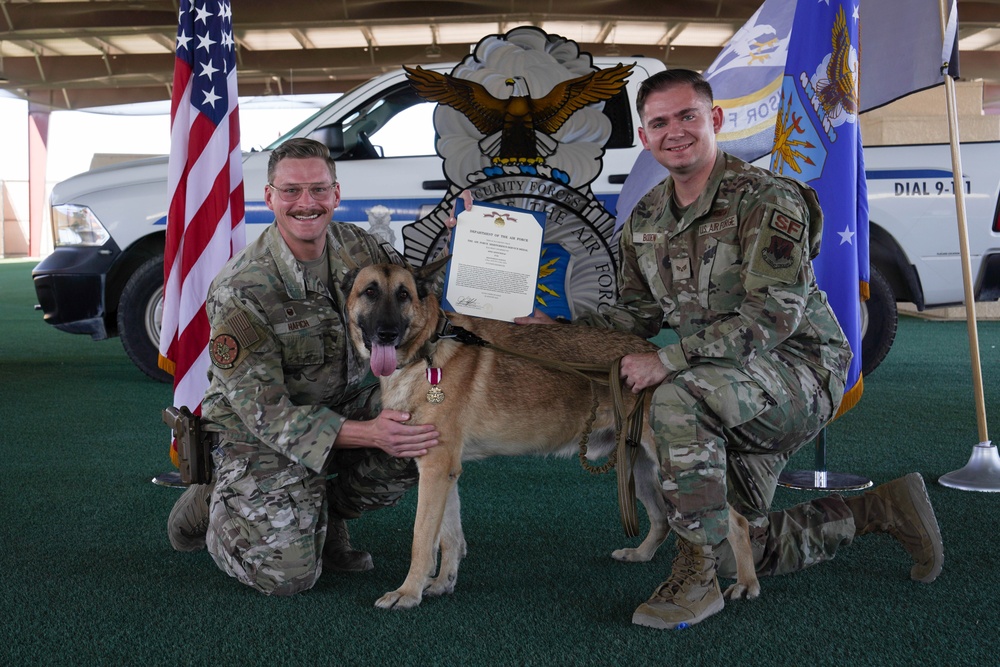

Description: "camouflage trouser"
205 442 418 596
651 348 854 576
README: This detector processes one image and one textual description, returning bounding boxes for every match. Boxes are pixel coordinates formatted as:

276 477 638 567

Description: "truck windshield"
266 95 344 151
265 83 436 159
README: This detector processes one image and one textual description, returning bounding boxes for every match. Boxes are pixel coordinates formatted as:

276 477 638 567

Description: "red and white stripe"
159 0 245 465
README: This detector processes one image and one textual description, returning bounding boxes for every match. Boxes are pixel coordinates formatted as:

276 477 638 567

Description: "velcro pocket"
250 461 310 493
694 364 775 429
277 332 325 367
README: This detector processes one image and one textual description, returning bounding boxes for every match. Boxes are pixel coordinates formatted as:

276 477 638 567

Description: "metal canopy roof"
1 0 999 110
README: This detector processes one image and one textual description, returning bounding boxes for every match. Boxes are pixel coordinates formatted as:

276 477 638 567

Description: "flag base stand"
778 469 873 491
938 441 1000 492
777 429 872 491
151 471 186 488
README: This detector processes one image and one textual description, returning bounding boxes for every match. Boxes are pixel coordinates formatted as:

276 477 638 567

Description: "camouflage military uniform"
587 150 856 576
201 222 416 596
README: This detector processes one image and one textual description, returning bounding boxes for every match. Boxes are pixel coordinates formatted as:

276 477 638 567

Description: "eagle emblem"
761 234 794 270
404 63 633 168
402 27 628 323
814 5 858 120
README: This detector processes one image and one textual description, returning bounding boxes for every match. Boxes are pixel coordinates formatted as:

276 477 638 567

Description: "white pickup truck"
31 49 1000 382
860 142 1000 372
33 45 665 382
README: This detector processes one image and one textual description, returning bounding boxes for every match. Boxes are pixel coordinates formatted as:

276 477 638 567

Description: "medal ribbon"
426 367 442 386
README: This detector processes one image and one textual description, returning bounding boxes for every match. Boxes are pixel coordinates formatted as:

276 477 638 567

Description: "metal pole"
1 179 6 258
778 428 872 491
936 0 998 492
815 428 827 472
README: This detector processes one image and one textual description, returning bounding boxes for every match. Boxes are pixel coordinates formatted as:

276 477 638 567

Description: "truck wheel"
118 255 172 383
860 265 897 377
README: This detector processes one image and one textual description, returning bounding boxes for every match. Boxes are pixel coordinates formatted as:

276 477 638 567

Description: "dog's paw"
723 580 761 601
424 575 457 598
375 589 423 610
611 547 654 562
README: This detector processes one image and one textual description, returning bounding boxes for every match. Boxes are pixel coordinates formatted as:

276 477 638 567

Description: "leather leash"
609 357 648 539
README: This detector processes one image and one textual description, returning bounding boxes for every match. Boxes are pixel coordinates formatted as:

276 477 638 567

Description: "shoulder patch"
769 209 806 242
210 311 262 372
748 206 805 284
228 311 260 347
210 333 240 369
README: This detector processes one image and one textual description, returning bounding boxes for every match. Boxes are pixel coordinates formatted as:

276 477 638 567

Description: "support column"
28 104 50 258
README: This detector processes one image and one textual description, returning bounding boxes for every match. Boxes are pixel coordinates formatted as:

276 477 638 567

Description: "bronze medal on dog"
426 386 445 404
426 367 444 403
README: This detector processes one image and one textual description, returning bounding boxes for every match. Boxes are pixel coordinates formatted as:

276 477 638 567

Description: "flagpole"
936 0 998 492
777 429 872 492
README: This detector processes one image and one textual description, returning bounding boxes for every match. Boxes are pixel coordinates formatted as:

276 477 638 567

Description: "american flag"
159 0 246 466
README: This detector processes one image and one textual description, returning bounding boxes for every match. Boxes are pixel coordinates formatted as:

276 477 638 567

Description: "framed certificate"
441 200 546 322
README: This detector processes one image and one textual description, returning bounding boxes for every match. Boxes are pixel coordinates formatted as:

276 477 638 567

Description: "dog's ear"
412 263 441 300
341 267 361 295
412 253 450 300
412 270 432 300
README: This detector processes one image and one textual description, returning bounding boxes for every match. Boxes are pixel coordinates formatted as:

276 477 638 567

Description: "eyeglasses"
267 182 336 202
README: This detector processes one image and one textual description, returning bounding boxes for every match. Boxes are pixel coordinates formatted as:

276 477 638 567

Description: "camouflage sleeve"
206 285 344 474
659 186 815 374
573 219 664 338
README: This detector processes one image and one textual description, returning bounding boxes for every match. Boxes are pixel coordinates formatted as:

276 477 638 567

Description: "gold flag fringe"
158 354 176 376
832 374 864 422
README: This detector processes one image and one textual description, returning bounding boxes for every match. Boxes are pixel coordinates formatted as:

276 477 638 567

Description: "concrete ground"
899 300 1000 322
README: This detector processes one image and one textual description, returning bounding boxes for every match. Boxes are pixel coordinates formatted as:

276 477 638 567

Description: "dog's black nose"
374 327 399 345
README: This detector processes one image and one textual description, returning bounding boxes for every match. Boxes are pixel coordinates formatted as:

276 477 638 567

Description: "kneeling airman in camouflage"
517 70 944 629
167 138 443 595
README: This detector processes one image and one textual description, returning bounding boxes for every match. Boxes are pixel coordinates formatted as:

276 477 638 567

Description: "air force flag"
769 0 867 416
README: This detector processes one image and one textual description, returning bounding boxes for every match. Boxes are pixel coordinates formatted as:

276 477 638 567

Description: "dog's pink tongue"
370 343 398 377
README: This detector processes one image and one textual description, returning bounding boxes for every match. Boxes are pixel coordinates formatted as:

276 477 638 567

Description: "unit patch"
747 205 806 284
761 235 795 269
749 225 802 283
210 311 262 372
210 333 240 369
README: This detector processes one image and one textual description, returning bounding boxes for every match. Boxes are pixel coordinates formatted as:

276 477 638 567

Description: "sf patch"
748 205 805 284
770 210 805 242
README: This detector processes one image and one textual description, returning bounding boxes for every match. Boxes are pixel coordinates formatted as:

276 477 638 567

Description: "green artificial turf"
2 258 998 665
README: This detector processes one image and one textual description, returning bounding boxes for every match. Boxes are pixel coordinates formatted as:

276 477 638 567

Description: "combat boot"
632 537 725 630
845 472 944 583
323 515 374 572
167 482 213 552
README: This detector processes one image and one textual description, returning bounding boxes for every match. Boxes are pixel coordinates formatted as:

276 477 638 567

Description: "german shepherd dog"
345 263 760 610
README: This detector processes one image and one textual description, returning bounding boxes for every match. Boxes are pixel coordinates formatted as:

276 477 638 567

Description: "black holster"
162 406 213 485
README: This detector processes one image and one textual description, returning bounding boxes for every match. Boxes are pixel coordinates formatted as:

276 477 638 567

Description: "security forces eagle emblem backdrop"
401 27 633 320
